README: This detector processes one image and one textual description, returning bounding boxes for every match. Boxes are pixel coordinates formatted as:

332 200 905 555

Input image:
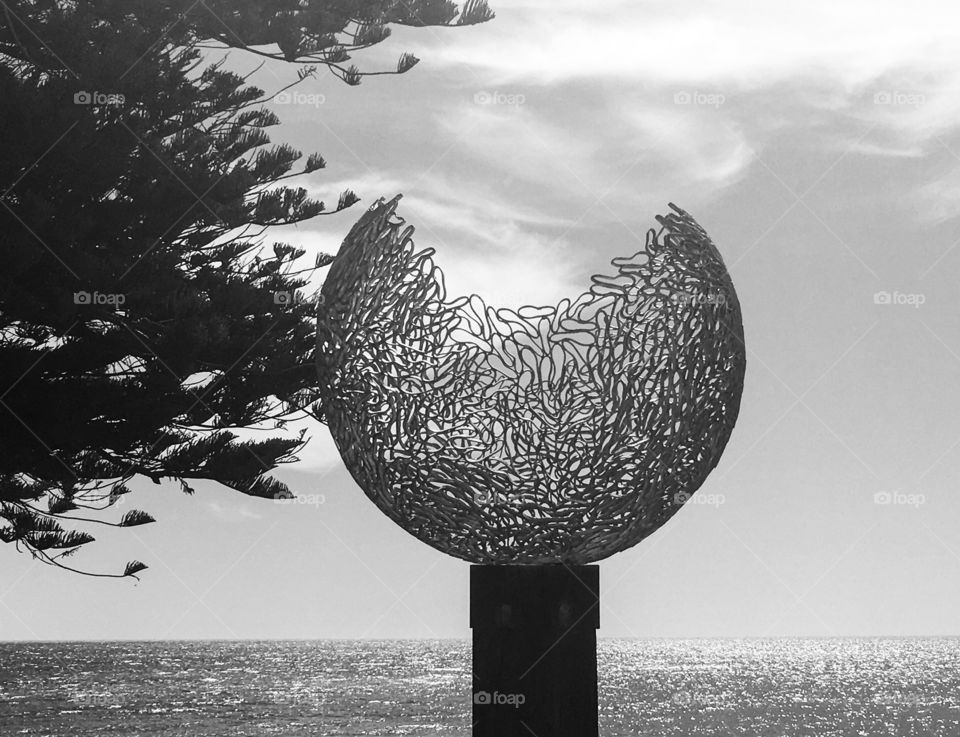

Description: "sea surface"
1 638 958 736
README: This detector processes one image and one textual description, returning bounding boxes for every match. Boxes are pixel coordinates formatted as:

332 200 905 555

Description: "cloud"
296 169 586 306
428 0 960 90
272 84 759 307
429 94 754 213
432 102 607 197
911 165 960 224
260 0 960 307
626 107 753 195
844 139 926 160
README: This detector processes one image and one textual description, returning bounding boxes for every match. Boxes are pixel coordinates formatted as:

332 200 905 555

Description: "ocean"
1 638 957 736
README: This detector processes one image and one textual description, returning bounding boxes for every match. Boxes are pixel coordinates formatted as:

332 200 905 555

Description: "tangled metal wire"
316 197 745 563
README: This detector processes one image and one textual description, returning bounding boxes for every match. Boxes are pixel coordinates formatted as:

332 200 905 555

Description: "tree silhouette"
0 0 492 577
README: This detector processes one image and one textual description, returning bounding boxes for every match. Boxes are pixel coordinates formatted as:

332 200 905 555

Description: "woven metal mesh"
317 197 745 563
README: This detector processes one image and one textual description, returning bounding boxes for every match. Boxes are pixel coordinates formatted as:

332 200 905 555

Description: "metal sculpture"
316 196 745 563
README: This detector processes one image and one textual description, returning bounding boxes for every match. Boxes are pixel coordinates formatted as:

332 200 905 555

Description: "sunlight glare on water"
1 638 958 736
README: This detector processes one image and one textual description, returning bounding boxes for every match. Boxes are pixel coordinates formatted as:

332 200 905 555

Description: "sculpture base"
470 564 600 737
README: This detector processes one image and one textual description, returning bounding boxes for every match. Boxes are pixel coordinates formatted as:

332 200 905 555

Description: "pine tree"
0 0 492 577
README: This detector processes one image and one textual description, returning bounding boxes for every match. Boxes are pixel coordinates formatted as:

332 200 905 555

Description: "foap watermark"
672 690 735 709
873 90 925 108
673 90 725 108
473 490 534 506
473 90 526 107
873 692 928 707
273 90 326 107
70 691 129 708
668 290 727 307
674 491 726 508
274 492 326 508
474 690 526 708
873 290 925 309
271 690 322 709
74 290 126 307
273 291 326 307
74 90 125 106
874 490 926 508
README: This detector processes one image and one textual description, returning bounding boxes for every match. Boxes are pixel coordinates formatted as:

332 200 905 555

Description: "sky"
3 0 960 640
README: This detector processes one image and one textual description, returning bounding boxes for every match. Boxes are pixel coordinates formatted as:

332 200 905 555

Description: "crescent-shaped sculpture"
316 197 745 564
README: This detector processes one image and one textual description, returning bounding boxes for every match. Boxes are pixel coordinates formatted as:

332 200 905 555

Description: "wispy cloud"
911 165 960 224
626 107 753 194
429 0 960 89
293 170 586 306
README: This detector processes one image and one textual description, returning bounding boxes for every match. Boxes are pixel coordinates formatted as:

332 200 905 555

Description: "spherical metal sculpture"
316 196 745 564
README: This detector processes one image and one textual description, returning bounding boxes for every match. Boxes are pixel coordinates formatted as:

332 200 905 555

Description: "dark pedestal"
470 564 600 737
